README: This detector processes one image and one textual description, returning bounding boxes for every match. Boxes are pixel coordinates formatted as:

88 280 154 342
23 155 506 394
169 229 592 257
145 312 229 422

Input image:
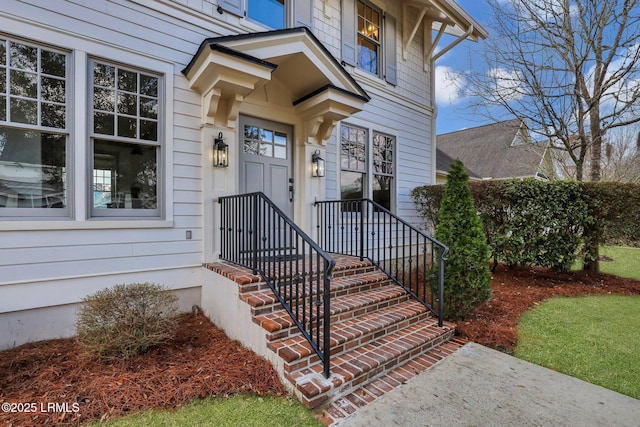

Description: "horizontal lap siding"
0 0 216 315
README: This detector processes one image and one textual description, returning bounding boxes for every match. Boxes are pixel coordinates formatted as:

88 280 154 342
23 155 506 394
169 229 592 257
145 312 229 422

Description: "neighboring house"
436 118 551 183
1 0 486 411
435 146 480 183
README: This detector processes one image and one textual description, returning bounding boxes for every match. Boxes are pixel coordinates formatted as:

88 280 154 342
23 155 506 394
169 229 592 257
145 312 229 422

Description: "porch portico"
182 27 370 262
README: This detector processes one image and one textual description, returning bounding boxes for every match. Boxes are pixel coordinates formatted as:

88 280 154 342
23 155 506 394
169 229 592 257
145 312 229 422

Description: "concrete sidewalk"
338 342 640 427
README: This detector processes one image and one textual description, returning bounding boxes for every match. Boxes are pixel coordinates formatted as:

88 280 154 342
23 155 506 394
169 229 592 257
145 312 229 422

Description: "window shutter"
341 0 357 66
294 0 314 29
384 13 397 85
219 0 243 17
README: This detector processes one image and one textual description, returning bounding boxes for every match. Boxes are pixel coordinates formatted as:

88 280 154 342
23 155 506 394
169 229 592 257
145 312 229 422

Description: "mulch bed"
2 267 640 426
457 264 640 352
0 313 285 426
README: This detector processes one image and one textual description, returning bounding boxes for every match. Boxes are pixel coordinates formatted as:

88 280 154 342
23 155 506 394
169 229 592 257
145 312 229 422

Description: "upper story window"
247 0 285 29
341 0 397 85
90 60 161 217
219 0 312 29
357 1 380 75
0 37 69 215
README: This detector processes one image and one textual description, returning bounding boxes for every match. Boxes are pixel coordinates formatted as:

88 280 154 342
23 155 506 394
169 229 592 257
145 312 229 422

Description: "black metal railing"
219 192 336 378
315 199 448 327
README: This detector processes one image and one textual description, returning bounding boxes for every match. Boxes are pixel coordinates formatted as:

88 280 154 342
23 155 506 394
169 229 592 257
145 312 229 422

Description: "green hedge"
411 180 640 271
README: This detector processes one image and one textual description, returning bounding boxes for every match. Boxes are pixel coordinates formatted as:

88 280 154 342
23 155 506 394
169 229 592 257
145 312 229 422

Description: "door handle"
289 178 294 202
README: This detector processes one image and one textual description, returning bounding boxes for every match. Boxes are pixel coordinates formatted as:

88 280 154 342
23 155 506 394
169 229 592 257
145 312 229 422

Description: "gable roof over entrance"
183 27 369 141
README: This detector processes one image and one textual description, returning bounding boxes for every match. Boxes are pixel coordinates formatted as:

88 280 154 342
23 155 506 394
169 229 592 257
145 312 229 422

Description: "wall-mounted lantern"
312 149 325 177
213 132 228 167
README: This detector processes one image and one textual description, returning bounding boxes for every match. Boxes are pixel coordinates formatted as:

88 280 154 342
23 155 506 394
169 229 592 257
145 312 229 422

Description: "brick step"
267 299 431 372
289 318 456 408
319 337 468 425
242 272 396 317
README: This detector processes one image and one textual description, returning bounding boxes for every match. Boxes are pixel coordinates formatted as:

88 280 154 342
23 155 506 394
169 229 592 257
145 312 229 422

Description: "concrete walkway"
338 342 640 427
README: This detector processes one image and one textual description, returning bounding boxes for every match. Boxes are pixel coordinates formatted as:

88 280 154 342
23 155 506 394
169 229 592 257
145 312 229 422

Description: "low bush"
76 283 179 360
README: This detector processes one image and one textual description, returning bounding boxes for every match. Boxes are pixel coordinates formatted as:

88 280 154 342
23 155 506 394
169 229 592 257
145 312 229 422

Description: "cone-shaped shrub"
436 159 492 320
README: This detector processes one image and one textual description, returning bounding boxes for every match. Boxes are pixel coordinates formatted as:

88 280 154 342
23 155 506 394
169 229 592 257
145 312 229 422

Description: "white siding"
0 0 440 348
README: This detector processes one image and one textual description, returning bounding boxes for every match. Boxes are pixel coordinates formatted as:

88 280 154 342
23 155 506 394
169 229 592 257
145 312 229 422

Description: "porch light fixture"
213 132 229 167
312 149 325 177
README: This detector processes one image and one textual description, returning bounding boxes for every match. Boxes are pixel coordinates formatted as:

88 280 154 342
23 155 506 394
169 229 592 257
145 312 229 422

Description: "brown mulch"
457 264 640 352
2 268 640 426
0 313 285 426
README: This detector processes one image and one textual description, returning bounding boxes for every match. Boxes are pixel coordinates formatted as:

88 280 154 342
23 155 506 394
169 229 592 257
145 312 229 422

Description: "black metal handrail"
219 192 336 378
315 199 448 327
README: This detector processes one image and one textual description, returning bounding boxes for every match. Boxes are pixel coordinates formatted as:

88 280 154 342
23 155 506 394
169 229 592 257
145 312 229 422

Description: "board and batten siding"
0 0 224 349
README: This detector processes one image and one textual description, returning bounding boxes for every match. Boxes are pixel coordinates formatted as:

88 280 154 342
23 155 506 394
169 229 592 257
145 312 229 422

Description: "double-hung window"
341 124 395 211
0 37 69 215
247 0 286 29
341 0 397 85
90 60 161 217
356 0 381 75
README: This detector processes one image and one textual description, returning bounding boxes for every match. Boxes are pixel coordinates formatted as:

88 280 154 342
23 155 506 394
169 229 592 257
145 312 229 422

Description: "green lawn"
598 246 640 280
93 394 322 427
516 295 640 399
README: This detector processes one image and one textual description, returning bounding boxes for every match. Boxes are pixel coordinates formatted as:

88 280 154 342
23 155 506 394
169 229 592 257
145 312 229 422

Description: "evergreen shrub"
435 159 492 320
76 283 179 361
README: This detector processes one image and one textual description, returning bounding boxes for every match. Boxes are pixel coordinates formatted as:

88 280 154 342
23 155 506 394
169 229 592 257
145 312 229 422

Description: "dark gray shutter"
219 0 243 17
341 0 357 66
294 0 314 29
384 13 397 85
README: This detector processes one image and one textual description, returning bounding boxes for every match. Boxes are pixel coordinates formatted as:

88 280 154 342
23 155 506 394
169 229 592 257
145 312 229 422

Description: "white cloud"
487 67 524 102
434 65 465 105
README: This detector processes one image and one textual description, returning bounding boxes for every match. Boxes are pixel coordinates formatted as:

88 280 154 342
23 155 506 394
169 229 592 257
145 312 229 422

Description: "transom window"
341 124 395 211
0 37 69 214
357 0 381 75
243 124 287 159
90 60 160 215
248 0 286 29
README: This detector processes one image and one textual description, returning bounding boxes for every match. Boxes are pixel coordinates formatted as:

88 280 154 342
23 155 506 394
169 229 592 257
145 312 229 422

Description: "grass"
92 394 322 427
598 246 640 280
516 295 640 400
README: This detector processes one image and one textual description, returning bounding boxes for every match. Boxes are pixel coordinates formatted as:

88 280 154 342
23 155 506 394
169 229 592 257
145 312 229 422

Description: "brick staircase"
205 255 465 425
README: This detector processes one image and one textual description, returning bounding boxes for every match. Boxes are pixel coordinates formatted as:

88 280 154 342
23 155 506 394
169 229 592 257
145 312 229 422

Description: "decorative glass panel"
93 139 157 209
0 128 66 208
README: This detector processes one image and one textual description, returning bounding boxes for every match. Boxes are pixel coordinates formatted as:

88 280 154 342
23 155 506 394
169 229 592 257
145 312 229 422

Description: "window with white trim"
340 124 395 211
90 60 161 216
247 0 286 28
357 0 381 75
0 37 69 215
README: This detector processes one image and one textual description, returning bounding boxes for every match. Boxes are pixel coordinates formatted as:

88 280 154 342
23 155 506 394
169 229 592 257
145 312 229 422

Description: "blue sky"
434 0 493 135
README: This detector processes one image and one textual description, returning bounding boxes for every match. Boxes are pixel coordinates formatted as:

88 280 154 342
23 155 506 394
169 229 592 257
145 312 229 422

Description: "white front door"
239 115 294 217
